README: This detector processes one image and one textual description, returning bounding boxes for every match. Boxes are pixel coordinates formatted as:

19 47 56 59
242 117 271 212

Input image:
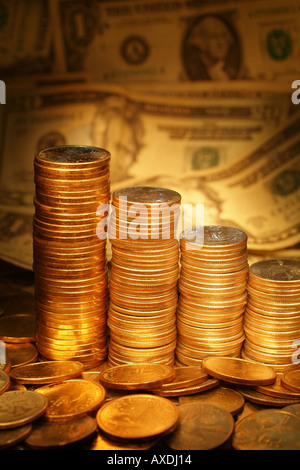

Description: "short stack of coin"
242 259 300 372
108 186 181 366
33 145 110 369
176 226 248 365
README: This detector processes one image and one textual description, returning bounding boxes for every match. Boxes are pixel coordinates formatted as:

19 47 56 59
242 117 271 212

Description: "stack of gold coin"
176 226 248 365
242 259 300 372
33 145 110 369
108 186 181 366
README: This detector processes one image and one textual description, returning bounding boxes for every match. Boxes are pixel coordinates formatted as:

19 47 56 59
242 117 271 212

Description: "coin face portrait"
182 14 241 80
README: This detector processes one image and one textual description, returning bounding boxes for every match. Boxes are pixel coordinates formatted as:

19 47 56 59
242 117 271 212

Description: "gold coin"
281 369 300 393
176 346 240 366
202 356 277 386
108 348 175 367
232 409 300 450
0 390 48 429
35 379 106 421
236 385 300 407
245 309 300 330
109 328 177 349
163 402 234 450
241 349 296 374
256 375 300 399
34 219 99 233
247 285 300 303
0 371 10 394
98 363 175 390
112 242 179 255
247 301 300 317
35 343 107 359
9 360 84 384
112 186 181 207
37 314 107 329
34 170 110 184
242 342 295 366
149 365 208 391
36 344 107 361
35 302 107 315
249 259 300 284
179 292 247 308
181 225 247 245
35 340 107 356
108 308 175 327
152 377 220 397
282 403 300 418
0 314 36 343
179 386 245 415
4 343 38 368
24 415 97 449
248 277 300 294
0 423 32 450
35 145 110 166
177 310 243 327
235 401 265 425
96 394 179 441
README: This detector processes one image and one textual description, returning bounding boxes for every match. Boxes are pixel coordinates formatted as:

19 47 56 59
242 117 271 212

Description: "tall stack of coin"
33 146 110 369
176 226 248 365
108 186 181 366
242 259 300 372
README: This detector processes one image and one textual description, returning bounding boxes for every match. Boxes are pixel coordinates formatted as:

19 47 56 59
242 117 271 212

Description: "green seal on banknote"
266 29 291 61
270 169 300 196
192 147 219 170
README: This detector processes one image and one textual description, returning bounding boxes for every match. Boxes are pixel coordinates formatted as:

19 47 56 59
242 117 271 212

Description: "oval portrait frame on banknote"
182 13 242 81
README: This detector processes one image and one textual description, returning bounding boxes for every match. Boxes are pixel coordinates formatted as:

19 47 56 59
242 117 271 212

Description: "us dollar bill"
0 0 54 77
113 111 300 252
0 81 297 268
50 0 300 82
0 80 294 199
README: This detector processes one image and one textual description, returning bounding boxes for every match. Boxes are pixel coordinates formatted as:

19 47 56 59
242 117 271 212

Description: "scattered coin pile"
232 408 300 450
1 352 300 450
242 259 300 372
33 146 111 369
107 187 181 366
176 226 248 365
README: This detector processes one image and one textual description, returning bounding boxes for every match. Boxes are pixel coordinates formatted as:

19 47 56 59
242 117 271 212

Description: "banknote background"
0 0 300 269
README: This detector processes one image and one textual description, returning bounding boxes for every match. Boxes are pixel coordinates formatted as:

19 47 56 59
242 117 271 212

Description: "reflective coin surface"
232 409 300 450
164 402 234 450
